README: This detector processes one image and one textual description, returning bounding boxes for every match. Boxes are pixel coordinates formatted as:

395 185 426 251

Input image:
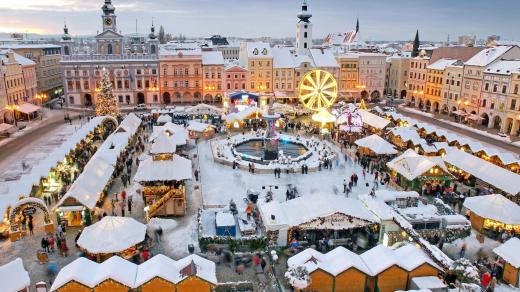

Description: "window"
136 69 142 75
515 84 519 94
163 68 167 76
511 99 517 110
185 68 189 75
83 81 89 90
137 80 142 89
484 83 489 91
117 80 122 89
185 81 189 88
502 85 507 94
251 82 255 89
304 43 307 49
227 83 231 90
118 95 123 103
493 84 498 92
153 95 158 102
152 69 157 75
304 32 307 38
145 80 150 88
69 96 74 104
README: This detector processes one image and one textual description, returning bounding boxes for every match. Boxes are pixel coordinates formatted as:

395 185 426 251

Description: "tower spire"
297 0 312 23
412 29 420 57
356 18 359 33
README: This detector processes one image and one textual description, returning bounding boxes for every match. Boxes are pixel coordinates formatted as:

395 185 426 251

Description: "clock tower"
101 0 117 32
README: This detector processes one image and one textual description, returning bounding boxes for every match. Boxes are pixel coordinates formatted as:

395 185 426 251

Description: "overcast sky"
1 0 519 41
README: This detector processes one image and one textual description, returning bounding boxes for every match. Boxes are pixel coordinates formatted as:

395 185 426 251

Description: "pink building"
225 65 247 92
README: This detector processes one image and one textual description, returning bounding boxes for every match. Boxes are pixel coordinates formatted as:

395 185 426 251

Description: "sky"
1 0 519 41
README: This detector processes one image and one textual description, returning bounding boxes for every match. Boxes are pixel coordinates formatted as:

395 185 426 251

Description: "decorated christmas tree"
95 70 120 117
359 98 368 110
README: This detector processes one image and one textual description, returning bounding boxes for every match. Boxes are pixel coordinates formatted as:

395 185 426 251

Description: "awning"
452 110 468 116
466 114 482 121
0 123 14 134
17 103 41 114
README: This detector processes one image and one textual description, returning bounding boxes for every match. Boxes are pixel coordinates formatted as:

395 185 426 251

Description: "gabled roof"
310 49 339 68
463 194 520 225
493 238 520 268
387 149 449 181
465 46 513 66
246 42 272 58
150 131 176 154
96 29 123 39
271 47 295 68
202 51 224 65
0 258 30 292
427 59 460 70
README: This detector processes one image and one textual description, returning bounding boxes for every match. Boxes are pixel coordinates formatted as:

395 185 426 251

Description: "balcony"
61 54 158 62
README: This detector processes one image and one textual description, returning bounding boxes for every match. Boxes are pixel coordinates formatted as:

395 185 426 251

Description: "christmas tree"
95 70 120 117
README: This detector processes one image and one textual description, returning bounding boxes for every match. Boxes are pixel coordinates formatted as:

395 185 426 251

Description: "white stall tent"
387 149 448 181
187 121 214 133
134 155 192 182
0 258 30 292
463 194 520 226
150 131 176 154
443 147 520 195
493 238 520 269
156 114 172 125
355 134 397 155
77 216 147 254
358 109 390 129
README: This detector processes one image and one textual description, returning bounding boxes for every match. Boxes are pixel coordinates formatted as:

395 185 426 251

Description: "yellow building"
407 55 430 108
443 64 464 114
271 47 296 102
202 51 225 103
337 54 359 100
239 42 273 94
425 59 460 113
386 56 410 99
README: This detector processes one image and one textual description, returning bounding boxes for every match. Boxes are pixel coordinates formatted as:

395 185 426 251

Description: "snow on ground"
496 283 520 291
199 138 391 209
442 230 501 261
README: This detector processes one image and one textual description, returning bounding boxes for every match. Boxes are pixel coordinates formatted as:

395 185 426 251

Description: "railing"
146 187 185 218
62 54 158 62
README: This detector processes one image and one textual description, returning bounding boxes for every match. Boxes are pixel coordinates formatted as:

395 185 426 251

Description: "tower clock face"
105 18 113 26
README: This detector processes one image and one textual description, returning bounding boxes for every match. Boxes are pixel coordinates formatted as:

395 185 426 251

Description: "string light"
95 70 121 117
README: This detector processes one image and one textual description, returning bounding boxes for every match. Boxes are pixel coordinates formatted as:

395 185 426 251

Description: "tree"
95 70 120 117
412 29 420 57
158 25 166 44
285 266 311 290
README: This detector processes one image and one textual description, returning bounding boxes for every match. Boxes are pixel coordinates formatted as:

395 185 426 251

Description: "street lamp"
5 104 19 126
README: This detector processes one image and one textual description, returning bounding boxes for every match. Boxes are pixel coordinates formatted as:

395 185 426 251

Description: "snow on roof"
185 103 223 115
293 53 315 67
202 51 224 65
259 194 379 231
463 194 520 225
426 59 459 70
271 47 295 68
51 254 216 291
0 258 30 292
387 149 449 181
134 155 192 182
485 59 520 75
0 49 36 66
310 49 339 68
159 42 202 56
187 121 213 133
246 42 272 58
225 107 262 122
443 147 520 195
150 122 189 146
374 190 420 202
17 102 41 114
360 245 399 275
157 114 172 124
119 113 141 133
150 131 176 154
357 194 396 221
0 43 61 49
388 126 422 145
465 46 512 66
358 109 390 129
393 244 441 271
410 276 447 289
355 134 397 155
77 216 147 254
215 211 235 227
287 246 371 276
493 238 520 268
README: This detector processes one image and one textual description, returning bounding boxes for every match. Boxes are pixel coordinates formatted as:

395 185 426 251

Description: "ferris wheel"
298 69 338 112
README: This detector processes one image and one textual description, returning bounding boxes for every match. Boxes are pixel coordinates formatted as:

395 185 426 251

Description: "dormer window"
253 48 259 55
262 48 268 55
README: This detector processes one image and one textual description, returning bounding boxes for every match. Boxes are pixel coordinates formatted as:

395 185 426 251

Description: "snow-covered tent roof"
358 109 390 129
360 245 399 275
185 103 223 115
388 126 422 145
360 244 440 275
156 114 173 124
134 155 192 182
443 147 520 195
259 194 379 231
51 254 217 291
0 258 30 292
287 246 371 276
77 216 147 254
150 132 176 155
119 113 141 133
493 238 520 268
373 190 420 202
17 102 41 114
387 149 449 181
187 121 214 133
216 212 235 227
225 107 262 122
355 134 397 155
463 194 520 225
357 194 396 221
150 122 189 146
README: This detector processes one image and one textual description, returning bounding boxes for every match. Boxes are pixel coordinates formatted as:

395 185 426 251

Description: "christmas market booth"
187 121 216 139
354 134 398 156
463 194 520 235
357 109 390 133
286 244 441 292
259 194 380 249
0 258 30 292
493 238 520 287
134 136 192 219
77 216 147 262
50 254 217 292
224 106 264 130
387 149 452 193
54 114 142 227
150 122 189 149
186 103 223 123
156 113 172 125
386 126 422 150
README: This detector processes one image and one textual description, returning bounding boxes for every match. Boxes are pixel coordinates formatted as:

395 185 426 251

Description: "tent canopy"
77 216 147 254
358 109 390 129
156 114 172 124
134 155 192 182
17 103 40 114
150 132 176 154
463 194 520 225
387 149 449 181
355 134 398 155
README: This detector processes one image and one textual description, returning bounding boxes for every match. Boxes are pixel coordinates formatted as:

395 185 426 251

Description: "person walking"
459 243 466 258
343 179 347 193
120 199 126 217
260 257 267 271
28 217 34 235
194 169 199 181
127 197 133 214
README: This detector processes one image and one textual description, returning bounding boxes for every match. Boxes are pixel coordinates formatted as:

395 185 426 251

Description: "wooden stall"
463 194 520 235
493 238 520 287
334 268 367 292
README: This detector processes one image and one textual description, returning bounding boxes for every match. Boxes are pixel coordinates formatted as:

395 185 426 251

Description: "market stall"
150 122 189 147
187 121 216 139
156 114 172 125
354 134 398 156
387 149 452 193
0 258 30 292
259 194 380 248
224 106 263 130
463 194 520 235
493 238 520 287
77 216 147 262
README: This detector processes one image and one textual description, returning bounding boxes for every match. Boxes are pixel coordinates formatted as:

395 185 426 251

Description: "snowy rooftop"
271 47 295 68
187 121 213 133
215 211 235 227
493 238 520 268
185 103 223 115
157 114 173 124
259 194 379 231
202 51 224 65
246 42 272 58
387 149 449 181
150 131 176 154
355 134 397 155
427 58 459 70
159 42 202 56
463 194 520 225
293 53 315 68
51 254 216 291
358 109 390 129
443 147 520 195
77 216 147 254
0 49 36 66
465 46 512 66
310 49 339 68
0 258 30 292
150 122 189 146
133 155 192 182
0 43 61 49
484 59 520 75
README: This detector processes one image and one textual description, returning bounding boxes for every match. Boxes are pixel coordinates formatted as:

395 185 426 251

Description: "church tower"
296 0 313 55
60 22 73 56
147 21 160 55
96 0 124 55
101 0 117 33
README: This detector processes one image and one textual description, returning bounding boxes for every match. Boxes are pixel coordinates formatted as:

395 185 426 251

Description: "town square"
0 1 520 291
